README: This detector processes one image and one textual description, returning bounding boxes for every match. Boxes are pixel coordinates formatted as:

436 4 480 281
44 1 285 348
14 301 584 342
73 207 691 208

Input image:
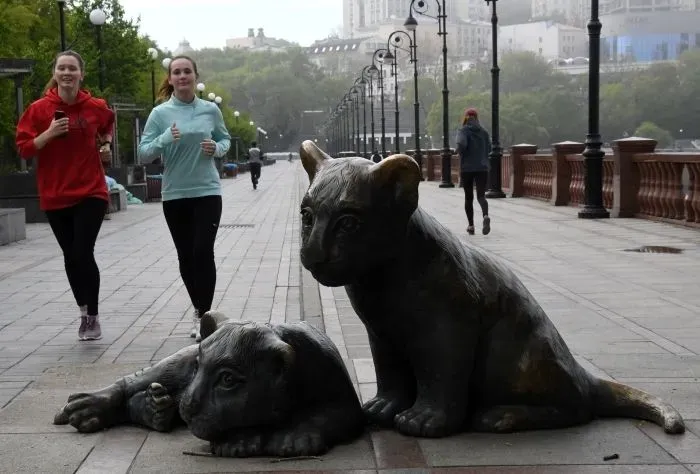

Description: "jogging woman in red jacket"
15 50 115 341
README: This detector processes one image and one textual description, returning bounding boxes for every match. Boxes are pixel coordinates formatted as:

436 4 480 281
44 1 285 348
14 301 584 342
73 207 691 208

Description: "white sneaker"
190 309 201 342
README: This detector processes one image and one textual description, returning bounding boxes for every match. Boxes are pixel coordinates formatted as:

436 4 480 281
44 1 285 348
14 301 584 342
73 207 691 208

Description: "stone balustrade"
339 139 700 227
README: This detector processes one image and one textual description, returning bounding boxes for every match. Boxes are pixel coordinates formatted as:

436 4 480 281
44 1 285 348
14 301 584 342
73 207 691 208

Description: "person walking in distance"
15 50 115 341
138 55 231 342
248 141 262 189
456 108 491 235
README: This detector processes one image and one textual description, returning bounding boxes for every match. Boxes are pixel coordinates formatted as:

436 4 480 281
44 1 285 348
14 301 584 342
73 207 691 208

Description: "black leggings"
162 195 222 315
250 162 261 185
461 171 489 226
46 197 107 316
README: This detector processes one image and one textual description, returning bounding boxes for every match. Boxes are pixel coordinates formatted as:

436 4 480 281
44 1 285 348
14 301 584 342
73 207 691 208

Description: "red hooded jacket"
15 88 115 211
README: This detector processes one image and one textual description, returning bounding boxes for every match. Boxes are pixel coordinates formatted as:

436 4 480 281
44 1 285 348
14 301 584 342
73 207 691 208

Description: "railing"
340 140 700 227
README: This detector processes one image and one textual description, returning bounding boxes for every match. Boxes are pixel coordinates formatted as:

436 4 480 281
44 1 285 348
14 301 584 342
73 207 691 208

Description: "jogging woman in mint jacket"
138 55 231 342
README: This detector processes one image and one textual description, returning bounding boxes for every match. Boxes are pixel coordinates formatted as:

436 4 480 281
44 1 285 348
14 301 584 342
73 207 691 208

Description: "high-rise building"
343 0 471 38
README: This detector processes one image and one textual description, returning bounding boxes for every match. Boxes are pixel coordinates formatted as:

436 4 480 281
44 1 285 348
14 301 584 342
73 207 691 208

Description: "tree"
634 121 674 149
600 83 637 142
0 0 158 168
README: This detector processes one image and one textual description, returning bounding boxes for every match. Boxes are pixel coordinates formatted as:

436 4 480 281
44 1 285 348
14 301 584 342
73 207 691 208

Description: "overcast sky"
119 0 343 51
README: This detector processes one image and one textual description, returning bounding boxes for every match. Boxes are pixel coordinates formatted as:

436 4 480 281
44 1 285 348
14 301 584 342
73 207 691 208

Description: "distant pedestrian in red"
15 50 115 341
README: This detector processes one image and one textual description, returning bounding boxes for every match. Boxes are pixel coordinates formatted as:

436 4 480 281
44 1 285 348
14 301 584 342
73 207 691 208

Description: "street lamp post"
408 0 453 187
372 49 388 158
484 0 506 198
362 65 379 160
386 28 423 177
233 110 240 161
196 82 205 98
390 46 400 154
347 90 357 154
578 0 610 219
355 76 368 158
57 0 67 51
89 8 107 92
147 47 158 107
350 86 361 155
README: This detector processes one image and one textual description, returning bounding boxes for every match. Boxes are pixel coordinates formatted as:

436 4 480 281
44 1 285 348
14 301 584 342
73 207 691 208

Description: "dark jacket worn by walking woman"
456 118 491 173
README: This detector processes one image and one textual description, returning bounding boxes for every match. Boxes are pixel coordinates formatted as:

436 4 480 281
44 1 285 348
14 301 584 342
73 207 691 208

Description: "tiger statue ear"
369 153 422 214
299 140 333 184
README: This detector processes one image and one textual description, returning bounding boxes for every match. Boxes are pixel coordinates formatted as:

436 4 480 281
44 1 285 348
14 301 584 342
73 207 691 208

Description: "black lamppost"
385 28 423 177
350 85 362 155
355 76 368 158
361 65 378 160
346 91 357 154
57 0 67 51
387 45 400 155
578 0 610 219
147 47 158 107
233 110 240 161
408 0 453 187
484 0 506 198
89 8 107 92
344 95 352 152
372 49 388 158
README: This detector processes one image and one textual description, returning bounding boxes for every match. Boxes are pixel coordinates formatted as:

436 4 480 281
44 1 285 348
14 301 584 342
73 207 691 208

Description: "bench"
108 188 127 213
0 208 26 245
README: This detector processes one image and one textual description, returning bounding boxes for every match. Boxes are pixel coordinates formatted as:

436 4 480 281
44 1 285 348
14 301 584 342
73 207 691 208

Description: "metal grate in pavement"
623 245 684 254
219 223 255 229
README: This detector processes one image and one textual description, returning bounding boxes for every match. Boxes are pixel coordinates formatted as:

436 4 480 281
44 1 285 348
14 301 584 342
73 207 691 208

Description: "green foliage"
0 0 157 168
634 121 674 149
425 49 699 148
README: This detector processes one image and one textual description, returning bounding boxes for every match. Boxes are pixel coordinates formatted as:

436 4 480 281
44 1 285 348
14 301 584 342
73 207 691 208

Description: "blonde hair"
156 55 199 103
43 50 85 94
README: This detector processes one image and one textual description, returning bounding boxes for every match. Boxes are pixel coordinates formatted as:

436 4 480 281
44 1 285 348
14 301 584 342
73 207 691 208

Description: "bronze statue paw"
394 405 457 438
210 433 264 458
362 393 412 427
53 388 121 433
265 427 328 457
144 383 177 432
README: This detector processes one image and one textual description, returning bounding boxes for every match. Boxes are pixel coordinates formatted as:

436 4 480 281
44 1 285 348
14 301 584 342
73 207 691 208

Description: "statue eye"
336 215 360 234
219 371 241 389
300 208 314 227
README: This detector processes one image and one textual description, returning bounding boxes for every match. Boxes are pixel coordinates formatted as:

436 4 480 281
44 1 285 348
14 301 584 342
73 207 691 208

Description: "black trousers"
162 195 222 315
461 171 489 226
46 197 107 316
250 162 261 186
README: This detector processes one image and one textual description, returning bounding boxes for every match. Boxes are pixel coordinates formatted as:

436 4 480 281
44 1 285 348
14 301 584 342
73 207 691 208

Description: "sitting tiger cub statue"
298 140 685 439
53 312 365 458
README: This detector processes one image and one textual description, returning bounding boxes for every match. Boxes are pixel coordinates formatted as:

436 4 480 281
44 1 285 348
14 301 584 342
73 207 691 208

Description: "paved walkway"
0 159 699 473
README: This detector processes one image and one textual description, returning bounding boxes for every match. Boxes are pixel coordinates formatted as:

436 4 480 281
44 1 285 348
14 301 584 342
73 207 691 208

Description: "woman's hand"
170 123 181 141
47 117 69 139
99 143 112 163
200 139 217 157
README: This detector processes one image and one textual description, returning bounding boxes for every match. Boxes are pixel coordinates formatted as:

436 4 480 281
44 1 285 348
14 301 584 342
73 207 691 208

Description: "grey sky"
119 0 343 51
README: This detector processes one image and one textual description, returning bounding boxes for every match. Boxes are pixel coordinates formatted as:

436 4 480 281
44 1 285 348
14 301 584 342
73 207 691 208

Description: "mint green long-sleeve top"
138 94 231 201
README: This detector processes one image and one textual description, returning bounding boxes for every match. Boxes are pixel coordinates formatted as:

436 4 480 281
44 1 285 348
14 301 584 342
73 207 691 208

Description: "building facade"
499 21 588 60
601 9 700 61
225 28 291 51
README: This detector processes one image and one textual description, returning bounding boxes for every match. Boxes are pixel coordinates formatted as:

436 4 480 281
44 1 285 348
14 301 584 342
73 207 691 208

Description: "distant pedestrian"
455 108 491 235
138 55 231 342
15 50 115 341
247 141 263 189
